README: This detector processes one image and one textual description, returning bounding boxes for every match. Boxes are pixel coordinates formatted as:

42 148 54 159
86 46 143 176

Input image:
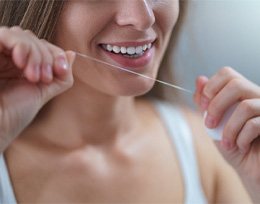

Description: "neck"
22 80 142 150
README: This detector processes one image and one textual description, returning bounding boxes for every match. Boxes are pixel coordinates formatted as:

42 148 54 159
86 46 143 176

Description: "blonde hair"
0 0 64 41
0 0 186 103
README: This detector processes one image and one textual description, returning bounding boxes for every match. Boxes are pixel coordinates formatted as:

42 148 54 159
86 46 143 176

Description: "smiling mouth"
100 42 154 58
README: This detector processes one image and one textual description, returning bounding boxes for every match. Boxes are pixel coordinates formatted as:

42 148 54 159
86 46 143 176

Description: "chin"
112 80 156 97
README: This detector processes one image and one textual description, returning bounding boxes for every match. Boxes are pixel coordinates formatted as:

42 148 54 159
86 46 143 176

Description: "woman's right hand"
0 26 76 152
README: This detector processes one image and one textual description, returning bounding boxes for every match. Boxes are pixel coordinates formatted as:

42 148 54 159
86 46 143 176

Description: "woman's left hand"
193 67 260 202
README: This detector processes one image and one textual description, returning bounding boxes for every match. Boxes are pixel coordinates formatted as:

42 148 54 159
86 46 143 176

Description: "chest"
8 134 184 203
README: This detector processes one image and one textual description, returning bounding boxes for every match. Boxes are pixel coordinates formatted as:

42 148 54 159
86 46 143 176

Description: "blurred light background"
171 0 260 107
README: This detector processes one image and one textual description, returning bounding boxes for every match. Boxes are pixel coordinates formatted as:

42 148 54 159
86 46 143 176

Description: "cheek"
75 60 154 95
155 1 179 35
54 2 113 51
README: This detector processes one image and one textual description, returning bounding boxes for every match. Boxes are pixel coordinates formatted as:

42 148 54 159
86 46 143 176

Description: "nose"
115 0 155 31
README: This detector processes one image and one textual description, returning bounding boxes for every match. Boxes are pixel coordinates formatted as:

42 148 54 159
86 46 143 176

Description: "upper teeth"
103 43 152 55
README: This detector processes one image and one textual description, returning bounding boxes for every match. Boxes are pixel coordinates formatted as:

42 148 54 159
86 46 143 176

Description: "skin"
0 0 258 203
194 69 260 203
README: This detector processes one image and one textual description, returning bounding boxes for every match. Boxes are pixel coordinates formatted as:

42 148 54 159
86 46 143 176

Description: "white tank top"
0 101 207 204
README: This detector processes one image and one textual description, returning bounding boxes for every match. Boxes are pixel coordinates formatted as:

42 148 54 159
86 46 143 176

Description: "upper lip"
99 39 156 47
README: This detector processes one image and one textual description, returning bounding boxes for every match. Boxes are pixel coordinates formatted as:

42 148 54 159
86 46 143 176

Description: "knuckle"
203 85 213 99
227 78 242 90
237 140 246 152
45 42 64 55
218 66 234 76
53 46 64 56
0 27 9 38
40 39 48 43
236 134 248 151
40 39 50 47
10 26 22 32
24 29 36 37
49 47 65 59
39 42 53 64
247 118 259 132
223 123 236 141
207 100 220 117
30 48 42 65
18 40 29 51
239 100 255 115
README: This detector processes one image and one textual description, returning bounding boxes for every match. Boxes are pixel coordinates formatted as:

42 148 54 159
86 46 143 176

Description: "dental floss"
75 52 192 94
74 51 237 141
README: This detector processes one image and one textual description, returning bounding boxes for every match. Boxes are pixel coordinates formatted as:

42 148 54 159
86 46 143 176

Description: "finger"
38 51 76 105
199 76 209 111
203 67 242 100
193 76 207 103
205 78 243 128
12 41 30 69
37 40 54 83
0 27 30 70
53 53 70 79
58 50 76 81
236 116 260 154
46 50 75 84
66 50 76 68
223 99 260 149
41 41 69 79
193 77 201 106
214 139 245 170
206 78 260 128
23 32 53 83
0 27 18 51
23 43 41 83
193 76 208 111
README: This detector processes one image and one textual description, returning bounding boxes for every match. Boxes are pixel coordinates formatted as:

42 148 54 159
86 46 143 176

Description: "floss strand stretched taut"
75 52 192 94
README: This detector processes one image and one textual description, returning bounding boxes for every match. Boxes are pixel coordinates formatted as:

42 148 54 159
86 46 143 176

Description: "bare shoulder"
182 107 251 203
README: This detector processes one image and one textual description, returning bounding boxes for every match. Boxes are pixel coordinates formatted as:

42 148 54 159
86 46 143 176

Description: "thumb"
65 50 76 69
52 50 76 81
39 51 76 104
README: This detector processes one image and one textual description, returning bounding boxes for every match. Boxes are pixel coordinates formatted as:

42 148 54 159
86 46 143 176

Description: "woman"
0 0 259 203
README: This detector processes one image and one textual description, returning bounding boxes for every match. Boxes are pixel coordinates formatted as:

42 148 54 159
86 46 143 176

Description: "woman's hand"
194 67 260 202
0 26 75 152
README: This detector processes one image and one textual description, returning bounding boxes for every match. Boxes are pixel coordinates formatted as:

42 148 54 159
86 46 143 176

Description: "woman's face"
54 0 179 96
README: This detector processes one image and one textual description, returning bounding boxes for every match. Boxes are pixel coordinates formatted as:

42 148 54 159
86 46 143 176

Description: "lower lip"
100 46 154 70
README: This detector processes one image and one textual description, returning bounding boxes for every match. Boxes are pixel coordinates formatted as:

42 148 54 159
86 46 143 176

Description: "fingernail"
200 95 209 110
57 54 69 70
205 114 216 128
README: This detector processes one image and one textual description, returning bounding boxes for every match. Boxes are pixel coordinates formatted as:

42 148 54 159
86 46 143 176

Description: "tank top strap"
153 100 207 204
